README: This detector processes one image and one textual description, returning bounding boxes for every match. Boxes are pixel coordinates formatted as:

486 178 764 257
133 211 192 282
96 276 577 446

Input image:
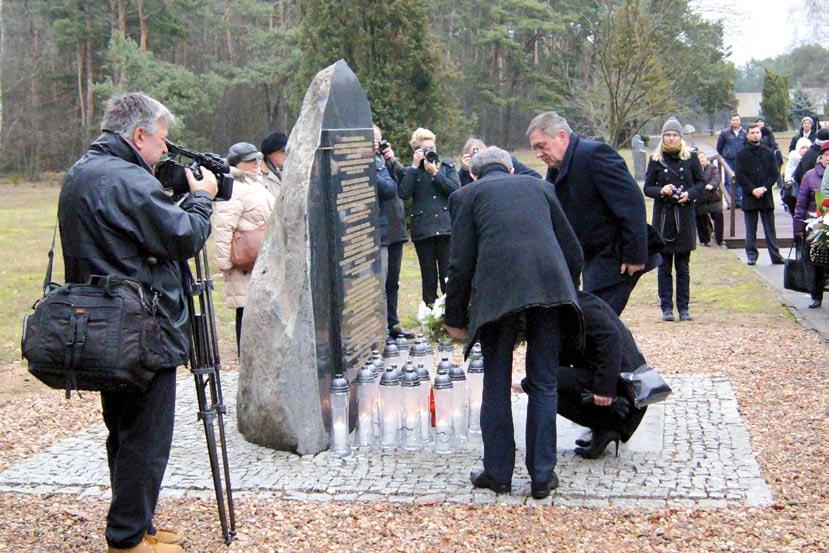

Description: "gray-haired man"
528 111 653 315
59 92 216 552
444 146 583 499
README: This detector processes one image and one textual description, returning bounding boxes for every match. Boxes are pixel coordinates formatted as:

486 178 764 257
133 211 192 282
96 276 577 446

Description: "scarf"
661 141 682 156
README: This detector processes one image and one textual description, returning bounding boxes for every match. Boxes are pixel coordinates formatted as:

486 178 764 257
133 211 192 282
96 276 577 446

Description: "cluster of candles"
328 335 485 458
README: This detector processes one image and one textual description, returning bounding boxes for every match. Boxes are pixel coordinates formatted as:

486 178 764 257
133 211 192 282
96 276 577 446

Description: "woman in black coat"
644 117 705 322
694 152 724 247
399 127 461 307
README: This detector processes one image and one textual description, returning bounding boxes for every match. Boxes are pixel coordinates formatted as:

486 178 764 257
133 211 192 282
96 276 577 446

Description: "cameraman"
58 92 216 553
399 127 461 307
373 125 414 338
643 117 704 322
458 137 541 186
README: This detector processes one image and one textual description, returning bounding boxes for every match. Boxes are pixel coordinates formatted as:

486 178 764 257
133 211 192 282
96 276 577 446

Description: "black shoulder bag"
21 223 171 398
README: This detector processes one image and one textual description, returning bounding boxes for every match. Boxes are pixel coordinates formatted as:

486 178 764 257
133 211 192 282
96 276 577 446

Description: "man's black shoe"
771 259 785 265
530 473 559 500
470 469 511 494
747 259 756 266
389 326 416 339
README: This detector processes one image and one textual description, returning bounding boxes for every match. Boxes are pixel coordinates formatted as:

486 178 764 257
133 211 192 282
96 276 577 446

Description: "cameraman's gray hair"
469 146 513 176
101 92 175 141
462 137 486 155
526 111 572 138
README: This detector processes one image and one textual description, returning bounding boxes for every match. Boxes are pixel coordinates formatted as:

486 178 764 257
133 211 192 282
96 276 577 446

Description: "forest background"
0 0 826 179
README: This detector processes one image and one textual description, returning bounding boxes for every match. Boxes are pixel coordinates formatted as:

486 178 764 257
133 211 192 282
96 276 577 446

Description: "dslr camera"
378 139 391 154
421 149 439 165
669 184 686 205
156 140 234 201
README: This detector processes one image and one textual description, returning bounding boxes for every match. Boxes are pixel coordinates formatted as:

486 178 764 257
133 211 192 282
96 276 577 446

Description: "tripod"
185 247 237 545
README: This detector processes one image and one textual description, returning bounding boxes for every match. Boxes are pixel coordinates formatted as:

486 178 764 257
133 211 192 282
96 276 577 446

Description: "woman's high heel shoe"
574 430 621 459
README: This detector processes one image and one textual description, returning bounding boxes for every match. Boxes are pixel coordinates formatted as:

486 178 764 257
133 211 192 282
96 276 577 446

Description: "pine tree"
789 89 816 127
760 69 790 131
295 0 468 157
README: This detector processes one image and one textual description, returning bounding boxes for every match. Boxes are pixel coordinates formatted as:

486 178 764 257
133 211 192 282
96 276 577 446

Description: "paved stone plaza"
0 373 771 508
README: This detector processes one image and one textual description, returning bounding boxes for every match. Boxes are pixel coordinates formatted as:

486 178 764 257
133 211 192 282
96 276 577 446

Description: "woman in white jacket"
213 142 275 353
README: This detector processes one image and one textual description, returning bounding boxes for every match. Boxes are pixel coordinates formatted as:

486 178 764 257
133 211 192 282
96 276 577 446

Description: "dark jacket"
559 292 645 397
643 151 705 254
382 157 409 244
716 127 746 161
794 143 821 186
545 134 649 292
458 155 541 186
399 159 461 241
794 163 824 234
58 131 213 367
760 126 783 166
735 142 779 211
444 165 584 354
695 162 723 215
788 118 817 153
374 155 401 247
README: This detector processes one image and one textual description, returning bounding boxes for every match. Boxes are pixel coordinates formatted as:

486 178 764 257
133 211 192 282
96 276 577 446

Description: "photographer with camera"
399 127 461 307
643 117 705 322
212 142 275 355
458 137 541 186
58 92 216 552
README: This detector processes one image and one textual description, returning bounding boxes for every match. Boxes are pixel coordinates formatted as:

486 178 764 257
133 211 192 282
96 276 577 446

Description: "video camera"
156 140 234 201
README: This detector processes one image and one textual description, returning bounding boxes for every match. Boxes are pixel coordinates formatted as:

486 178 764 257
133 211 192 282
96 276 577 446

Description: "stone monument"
632 133 647 181
237 60 387 455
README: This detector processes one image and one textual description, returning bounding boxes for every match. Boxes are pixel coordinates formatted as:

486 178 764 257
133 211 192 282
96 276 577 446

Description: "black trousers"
102 368 176 548
696 211 724 245
235 307 244 356
413 235 450 306
385 241 405 331
556 365 646 443
744 209 783 263
590 273 643 316
658 251 691 313
812 263 826 301
479 308 560 486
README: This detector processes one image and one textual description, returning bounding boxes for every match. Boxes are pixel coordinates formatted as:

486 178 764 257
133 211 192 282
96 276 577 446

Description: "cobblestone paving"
0 373 772 508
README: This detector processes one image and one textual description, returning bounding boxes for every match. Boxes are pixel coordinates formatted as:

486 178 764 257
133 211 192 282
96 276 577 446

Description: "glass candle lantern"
449 364 469 443
466 354 484 437
436 355 453 383
432 367 455 454
329 373 351 458
416 363 432 443
438 340 455 364
400 366 423 451
355 364 376 448
370 355 384 442
409 338 429 376
394 335 410 367
379 367 400 449
382 339 400 369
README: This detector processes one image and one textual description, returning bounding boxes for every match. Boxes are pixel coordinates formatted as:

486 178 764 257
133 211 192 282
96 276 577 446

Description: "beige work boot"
107 534 184 553
152 528 184 545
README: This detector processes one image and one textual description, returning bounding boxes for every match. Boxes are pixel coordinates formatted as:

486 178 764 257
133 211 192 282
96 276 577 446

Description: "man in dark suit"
443 146 583 500
735 123 784 265
527 111 652 315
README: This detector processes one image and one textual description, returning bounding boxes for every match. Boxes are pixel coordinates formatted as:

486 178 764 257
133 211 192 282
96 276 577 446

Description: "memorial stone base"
0 374 772 508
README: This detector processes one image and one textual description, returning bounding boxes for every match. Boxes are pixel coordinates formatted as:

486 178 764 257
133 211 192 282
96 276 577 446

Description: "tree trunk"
85 33 94 133
29 13 41 179
138 0 148 51
224 0 235 64
0 0 5 156
77 45 86 137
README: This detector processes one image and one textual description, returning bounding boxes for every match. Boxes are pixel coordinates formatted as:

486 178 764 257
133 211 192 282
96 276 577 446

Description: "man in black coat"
527 111 652 315
458 137 541 186
58 93 216 552
373 125 414 338
735 124 784 265
443 146 583 500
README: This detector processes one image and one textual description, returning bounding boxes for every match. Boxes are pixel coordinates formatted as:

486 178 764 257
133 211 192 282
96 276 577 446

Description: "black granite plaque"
307 61 386 429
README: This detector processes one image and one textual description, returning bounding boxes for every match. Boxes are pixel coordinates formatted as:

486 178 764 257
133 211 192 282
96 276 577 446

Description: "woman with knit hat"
643 117 706 321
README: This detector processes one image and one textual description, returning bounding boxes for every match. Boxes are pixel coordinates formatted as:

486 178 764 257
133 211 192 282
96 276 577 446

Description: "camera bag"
21 223 171 398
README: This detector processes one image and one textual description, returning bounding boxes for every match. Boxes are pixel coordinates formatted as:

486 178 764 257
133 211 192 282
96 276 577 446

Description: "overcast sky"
693 0 825 67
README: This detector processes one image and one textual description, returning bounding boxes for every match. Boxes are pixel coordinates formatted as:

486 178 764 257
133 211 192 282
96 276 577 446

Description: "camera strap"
43 217 59 296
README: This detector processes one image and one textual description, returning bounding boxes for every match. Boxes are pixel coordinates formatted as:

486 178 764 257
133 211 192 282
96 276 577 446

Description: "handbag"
21 224 171 398
618 364 672 409
784 241 816 293
230 225 265 272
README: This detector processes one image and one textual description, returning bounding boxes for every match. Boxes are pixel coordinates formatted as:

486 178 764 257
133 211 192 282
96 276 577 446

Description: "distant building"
735 88 828 125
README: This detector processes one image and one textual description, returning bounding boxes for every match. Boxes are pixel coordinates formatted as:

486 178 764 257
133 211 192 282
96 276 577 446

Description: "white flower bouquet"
417 294 449 344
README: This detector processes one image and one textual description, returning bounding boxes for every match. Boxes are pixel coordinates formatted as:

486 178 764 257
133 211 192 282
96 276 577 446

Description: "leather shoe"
470 469 511 494
747 259 756 266
678 310 693 321
809 299 822 308
530 473 559 500
151 528 183 545
389 326 415 339
107 535 183 553
662 311 674 322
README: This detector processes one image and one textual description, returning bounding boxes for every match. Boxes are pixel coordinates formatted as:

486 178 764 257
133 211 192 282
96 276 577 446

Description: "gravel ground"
1 297 828 551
